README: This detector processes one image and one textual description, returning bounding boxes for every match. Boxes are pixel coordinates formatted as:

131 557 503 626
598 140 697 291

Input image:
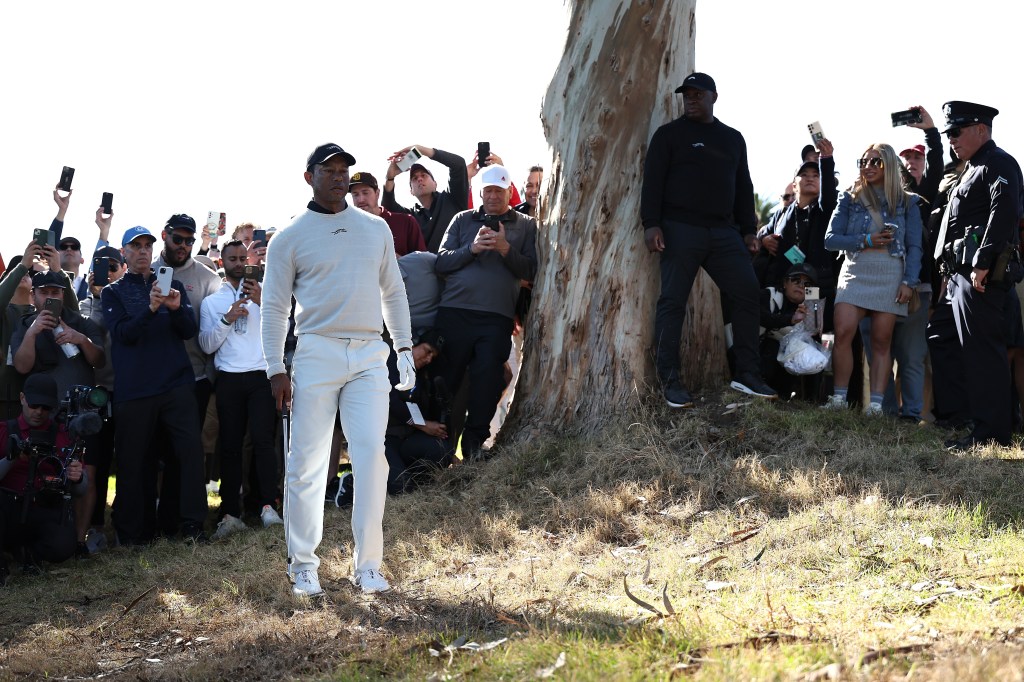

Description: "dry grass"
3 392 1024 680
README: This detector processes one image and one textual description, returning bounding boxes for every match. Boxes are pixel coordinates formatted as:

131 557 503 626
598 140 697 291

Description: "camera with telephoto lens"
7 428 67 495
61 385 109 439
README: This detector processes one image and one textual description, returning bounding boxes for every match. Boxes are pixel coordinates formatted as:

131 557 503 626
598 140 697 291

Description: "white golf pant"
285 335 390 575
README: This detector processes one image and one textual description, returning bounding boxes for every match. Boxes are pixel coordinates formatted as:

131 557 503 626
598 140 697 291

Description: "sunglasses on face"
28 404 52 411
945 123 978 139
856 158 884 169
168 234 196 246
107 263 121 272
782 194 794 201
786 276 812 286
58 244 79 251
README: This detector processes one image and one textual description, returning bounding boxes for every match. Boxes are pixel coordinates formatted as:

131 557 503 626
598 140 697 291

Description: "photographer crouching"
0 374 86 583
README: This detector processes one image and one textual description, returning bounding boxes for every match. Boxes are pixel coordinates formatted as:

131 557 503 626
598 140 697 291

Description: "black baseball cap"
674 72 717 94
785 263 819 285
349 171 379 191
941 101 999 133
795 161 819 177
31 270 67 290
166 214 197 233
306 143 356 171
801 144 818 162
22 373 59 410
94 245 125 264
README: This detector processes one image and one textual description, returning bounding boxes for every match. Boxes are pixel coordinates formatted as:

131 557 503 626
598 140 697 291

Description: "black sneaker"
729 374 778 399
663 380 695 409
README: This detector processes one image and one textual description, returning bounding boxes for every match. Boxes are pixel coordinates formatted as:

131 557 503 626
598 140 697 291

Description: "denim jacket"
824 190 924 287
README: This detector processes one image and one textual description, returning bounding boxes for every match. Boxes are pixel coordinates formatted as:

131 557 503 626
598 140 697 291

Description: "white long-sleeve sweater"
260 206 412 378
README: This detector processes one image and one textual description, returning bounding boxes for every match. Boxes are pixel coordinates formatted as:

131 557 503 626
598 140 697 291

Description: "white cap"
479 164 512 189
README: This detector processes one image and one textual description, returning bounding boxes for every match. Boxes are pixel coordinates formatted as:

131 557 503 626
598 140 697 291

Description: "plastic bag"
777 328 830 375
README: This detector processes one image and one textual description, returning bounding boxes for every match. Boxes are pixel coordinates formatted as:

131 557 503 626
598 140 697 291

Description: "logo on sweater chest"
332 228 347 234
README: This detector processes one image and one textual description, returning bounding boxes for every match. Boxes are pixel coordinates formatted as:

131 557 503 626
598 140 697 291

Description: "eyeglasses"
58 244 79 251
107 263 121 272
946 124 978 139
168 234 196 246
786 276 812 286
856 158 884 169
782 194 794 201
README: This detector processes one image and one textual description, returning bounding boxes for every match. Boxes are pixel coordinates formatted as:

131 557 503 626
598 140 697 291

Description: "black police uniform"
928 102 1023 446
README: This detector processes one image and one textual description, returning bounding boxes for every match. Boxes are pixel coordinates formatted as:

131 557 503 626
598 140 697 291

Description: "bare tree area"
507 0 729 438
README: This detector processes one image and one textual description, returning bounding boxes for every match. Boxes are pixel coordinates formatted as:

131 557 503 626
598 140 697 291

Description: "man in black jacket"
641 72 777 408
382 145 469 253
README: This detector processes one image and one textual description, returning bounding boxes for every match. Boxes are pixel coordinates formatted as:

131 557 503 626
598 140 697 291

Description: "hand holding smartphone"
396 147 424 173
890 108 923 127
155 266 173 296
58 166 75 192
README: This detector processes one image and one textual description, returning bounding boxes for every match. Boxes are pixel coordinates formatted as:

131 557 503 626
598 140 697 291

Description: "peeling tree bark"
506 0 727 438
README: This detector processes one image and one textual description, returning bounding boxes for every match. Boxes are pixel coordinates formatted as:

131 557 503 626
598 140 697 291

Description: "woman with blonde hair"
823 143 924 414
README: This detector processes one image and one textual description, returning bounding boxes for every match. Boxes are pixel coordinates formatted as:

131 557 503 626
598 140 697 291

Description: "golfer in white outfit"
261 143 416 596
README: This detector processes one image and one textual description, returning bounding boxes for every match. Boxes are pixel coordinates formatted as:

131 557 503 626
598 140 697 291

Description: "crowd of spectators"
0 145 540 585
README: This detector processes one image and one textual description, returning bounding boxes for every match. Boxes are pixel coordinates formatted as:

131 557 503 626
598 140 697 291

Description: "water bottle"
53 324 81 358
233 284 248 334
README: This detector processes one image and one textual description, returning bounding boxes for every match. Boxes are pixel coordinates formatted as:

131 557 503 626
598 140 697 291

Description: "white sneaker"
260 505 284 527
353 568 391 594
291 569 324 597
211 514 247 540
822 394 847 410
865 402 883 416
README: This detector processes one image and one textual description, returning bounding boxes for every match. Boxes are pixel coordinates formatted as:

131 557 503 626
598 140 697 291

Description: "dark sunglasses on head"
58 244 79 251
856 158 884 169
945 123 978 139
169 234 196 246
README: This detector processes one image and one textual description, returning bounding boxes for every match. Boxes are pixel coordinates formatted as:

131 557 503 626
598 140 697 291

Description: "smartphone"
93 257 111 286
33 228 52 247
43 297 63 319
155 266 173 295
396 147 423 173
101 192 114 216
252 229 267 247
477 141 491 168
890 108 923 127
804 287 820 300
58 166 75 192
882 223 897 235
807 121 824 144
243 264 263 282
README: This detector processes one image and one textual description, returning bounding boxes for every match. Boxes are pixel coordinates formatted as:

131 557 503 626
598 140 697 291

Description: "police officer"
927 101 1023 449
640 72 778 408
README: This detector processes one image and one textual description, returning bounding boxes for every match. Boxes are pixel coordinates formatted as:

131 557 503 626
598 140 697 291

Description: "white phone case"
155 266 173 295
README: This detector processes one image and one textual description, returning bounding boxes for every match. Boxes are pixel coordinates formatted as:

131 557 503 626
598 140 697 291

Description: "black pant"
385 431 452 494
434 307 513 456
655 220 760 383
154 378 212 536
0 492 76 564
112 384 207 544
88 410 116 528
927 273 1011 443
215 371 279 517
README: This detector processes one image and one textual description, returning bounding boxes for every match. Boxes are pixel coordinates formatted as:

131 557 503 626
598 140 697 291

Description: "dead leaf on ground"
623 576 662 615
536 651 566 678
696 556 726 573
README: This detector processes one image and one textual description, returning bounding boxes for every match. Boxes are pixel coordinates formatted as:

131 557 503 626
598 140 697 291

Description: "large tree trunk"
507 0 726 438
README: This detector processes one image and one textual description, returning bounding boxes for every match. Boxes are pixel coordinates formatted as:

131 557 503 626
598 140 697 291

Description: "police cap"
941 101 999 133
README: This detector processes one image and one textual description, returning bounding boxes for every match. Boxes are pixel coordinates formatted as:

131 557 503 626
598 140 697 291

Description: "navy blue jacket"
100 271 196 402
